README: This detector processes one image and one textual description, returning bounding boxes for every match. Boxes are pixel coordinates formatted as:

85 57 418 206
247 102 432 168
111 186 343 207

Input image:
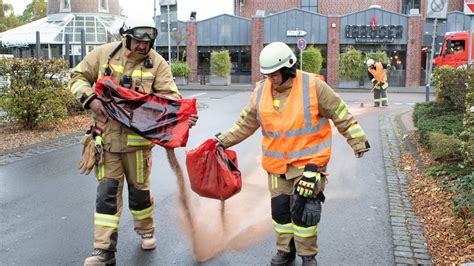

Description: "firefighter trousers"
268 172 326 257
93 148 155 252
373 87 388 106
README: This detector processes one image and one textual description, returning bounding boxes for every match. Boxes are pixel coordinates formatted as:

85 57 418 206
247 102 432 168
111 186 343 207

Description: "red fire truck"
433 31 472 68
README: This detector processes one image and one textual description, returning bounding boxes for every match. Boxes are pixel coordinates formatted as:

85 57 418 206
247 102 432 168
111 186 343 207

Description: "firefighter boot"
270 250 296 266
141 233 156 250
83 248 116 266
301 255 317 266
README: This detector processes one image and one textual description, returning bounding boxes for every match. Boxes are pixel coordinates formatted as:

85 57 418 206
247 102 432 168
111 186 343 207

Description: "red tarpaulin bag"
95 76 197 148
185 139 242 200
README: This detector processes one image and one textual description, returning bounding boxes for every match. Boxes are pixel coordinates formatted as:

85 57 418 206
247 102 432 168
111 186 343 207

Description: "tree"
0 0 19 32
301 47 323 74
20 0 47 24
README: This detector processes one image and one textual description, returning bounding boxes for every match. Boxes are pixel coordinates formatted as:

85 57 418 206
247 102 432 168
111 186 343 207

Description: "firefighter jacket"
368 62 388 89
217 70 369 177
70 39 181 153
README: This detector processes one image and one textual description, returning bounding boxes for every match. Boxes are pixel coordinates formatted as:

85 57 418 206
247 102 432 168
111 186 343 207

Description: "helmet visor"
129 27 158 41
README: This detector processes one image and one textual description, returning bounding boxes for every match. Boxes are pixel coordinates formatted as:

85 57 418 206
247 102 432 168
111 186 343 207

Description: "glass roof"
0 13 124 47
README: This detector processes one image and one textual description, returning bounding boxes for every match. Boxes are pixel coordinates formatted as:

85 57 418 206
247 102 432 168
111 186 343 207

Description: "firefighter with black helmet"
70 16 198 265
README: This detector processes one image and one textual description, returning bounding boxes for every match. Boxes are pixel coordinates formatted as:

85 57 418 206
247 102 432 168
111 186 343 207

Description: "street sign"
465 0 474 14
297 38 307 50
427 0 448 19
286 30 307 37
160 0 176 5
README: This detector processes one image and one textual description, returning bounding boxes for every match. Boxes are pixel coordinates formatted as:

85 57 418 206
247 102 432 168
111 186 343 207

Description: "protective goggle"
126 27 158 41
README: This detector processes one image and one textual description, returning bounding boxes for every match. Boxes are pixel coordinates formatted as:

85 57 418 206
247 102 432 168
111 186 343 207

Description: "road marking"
188 92 207 98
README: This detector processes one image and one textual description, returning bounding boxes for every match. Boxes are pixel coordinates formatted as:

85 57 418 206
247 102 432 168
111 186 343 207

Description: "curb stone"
380 113 433 265
0 133 82 166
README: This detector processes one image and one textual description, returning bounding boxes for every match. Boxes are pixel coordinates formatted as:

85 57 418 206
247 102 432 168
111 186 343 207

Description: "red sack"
185 139 242 200
95 76 197 148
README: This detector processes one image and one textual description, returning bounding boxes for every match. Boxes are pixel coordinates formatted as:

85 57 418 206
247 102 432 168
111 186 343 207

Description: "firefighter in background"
214 42 370 266
70 16 198 265
366 59 390 107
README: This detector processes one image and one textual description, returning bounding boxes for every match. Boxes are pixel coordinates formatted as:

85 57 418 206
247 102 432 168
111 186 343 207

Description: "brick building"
176 0 466 88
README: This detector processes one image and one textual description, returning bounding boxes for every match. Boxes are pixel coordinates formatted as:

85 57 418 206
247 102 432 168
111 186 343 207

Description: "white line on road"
188 92 207 98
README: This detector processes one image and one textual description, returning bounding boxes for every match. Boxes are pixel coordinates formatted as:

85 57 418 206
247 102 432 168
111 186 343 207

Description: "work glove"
296 164 321 197
301 197 322 226
78 134 97 175
290 190 306 216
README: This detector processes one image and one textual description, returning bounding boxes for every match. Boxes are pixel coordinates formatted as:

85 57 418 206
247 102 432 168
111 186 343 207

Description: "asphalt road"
0 90 432 265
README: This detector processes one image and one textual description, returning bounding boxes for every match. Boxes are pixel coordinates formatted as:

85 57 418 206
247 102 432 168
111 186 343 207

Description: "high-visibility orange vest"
368 62 387 83
252 70 332 174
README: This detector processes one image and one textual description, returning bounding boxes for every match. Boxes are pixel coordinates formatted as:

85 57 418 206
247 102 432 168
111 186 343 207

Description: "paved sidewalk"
381 111 433 265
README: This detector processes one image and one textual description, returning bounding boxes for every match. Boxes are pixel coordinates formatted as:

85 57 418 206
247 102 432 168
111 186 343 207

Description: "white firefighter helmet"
259 42 297 74
120 16 158 42
366 58 375 67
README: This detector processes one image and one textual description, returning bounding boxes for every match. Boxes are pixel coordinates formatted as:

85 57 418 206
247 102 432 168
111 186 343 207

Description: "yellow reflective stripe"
132 69 154 78
335 100 348 119
374 98 382 102
349 124 365 138
127 135 152 146
303 171 317 178
131 204 154 220
371 78 377 82
71 80 90 94
136 150 144 184
272 220 293 234
96 164 105 180
71 64 82 74
94 213 120 228
293 224 318 237
271 174 278 190
273 99 280 108
229 123 240 132
110 64 124 73
240 108 248 119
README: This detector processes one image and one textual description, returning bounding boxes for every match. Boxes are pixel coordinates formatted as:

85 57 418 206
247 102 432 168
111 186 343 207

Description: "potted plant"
210 50 232 86
301 47 324 80
171 61 191 86
338 46 366 88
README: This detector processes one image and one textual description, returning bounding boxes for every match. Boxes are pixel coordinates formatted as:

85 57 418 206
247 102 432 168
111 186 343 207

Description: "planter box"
174 76 188 86
210 75 231 86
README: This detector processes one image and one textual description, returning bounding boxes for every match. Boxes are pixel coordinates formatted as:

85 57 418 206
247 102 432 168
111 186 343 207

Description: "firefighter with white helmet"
70 15 198 265
214 42 370 265
366 58 390 107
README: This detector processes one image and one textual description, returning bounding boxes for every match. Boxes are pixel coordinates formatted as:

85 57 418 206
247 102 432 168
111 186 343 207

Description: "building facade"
172 0 465 88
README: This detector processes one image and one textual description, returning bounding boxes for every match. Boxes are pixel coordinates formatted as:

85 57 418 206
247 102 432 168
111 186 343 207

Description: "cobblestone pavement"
380 113 433 265
0 134 82 166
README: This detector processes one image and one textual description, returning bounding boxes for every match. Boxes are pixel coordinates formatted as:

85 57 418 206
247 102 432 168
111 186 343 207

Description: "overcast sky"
3 0 235 21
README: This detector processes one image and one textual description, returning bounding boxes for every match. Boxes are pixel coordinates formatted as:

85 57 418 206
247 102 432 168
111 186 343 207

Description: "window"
60 0 71 12
446 40 465 55
99 0 109 12
301 0 317 13
402 0 420 15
